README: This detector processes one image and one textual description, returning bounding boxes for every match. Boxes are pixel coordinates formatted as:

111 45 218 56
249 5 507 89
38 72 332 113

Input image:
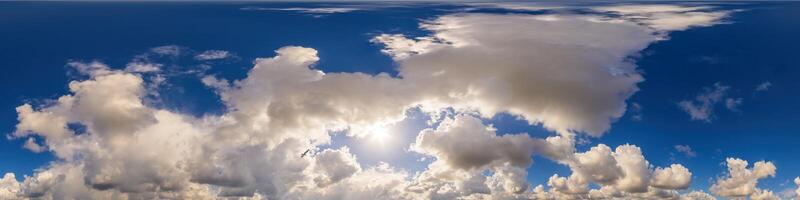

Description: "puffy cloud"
370 34 446 60
376 13 656 136
310 148 361 187
675 145 698 158
710 158 777 199
751 189 780 200
538 144 693 199
678 83 731 122
411 114 537 171
5 4 736 199
793 177 800 199
651 164 692 190
0 173 21 199
195 50 233 61
23 138 46 153
796 177 800 198
537 144 693 200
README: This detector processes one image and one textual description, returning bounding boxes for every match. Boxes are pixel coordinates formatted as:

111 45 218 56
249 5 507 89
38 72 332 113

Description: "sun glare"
369 126 392 145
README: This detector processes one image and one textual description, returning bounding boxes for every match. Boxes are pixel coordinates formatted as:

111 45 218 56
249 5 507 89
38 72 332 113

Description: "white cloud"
370 34 445 60
124 61 162 73
756 81 772 92
411 114 537 171
150 45 182 56
311 147 361 187
710 158 777 199
67 60 111 76
795 177 800 199
195 50 233 61
725 97 743 112
675 144 697 158
0 173 21 200
678 83 731 122
466 2 564 11
680 191 716 200
23 138 46 153
3 4 738 199
593 4 731 32
630 102 643 121
376 13 656 136
538 143 693 199
651 164 692 190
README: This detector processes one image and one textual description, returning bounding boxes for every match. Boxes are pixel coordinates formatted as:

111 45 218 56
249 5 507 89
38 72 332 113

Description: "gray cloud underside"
5 4 794 200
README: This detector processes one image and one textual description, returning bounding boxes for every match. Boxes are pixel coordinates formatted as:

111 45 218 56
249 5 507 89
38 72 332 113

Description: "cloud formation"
675 145 697 158
710 158 777 199
1 4 759 200
678 83 731 122
194 50 233 61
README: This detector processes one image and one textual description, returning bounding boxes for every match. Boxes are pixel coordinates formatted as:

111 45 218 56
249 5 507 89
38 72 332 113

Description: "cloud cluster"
376 13 655 136
1 4 758 200
710 158 777 199
536 144 693 199
795 177 800 199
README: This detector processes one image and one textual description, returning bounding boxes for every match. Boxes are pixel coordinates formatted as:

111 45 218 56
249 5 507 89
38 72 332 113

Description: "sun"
368 126 392 145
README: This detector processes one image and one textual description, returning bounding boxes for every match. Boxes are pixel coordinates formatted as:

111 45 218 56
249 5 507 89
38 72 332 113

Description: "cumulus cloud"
375 13 656 136
22 137 46 153
0 173 21 199
370 34 445 60
411 114 537 171
651 164 693 190
710 158 777 199
540 143 693 199
3 4 738 199
678 83 731 122
795 177 800 198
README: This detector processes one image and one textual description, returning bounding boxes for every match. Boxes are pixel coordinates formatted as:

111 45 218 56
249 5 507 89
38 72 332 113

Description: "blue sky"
2 1 800 199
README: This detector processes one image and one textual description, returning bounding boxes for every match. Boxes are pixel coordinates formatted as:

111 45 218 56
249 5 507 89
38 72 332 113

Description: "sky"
1 1 800 200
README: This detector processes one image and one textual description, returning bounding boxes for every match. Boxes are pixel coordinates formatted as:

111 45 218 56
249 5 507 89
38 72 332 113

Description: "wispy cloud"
195 50 233 61
756 81 772 92
241 6 361 14
674 144 697 158
678 83 731 122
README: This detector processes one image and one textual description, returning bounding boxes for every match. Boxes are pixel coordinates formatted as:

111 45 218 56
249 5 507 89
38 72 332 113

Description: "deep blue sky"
2 1 799 194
